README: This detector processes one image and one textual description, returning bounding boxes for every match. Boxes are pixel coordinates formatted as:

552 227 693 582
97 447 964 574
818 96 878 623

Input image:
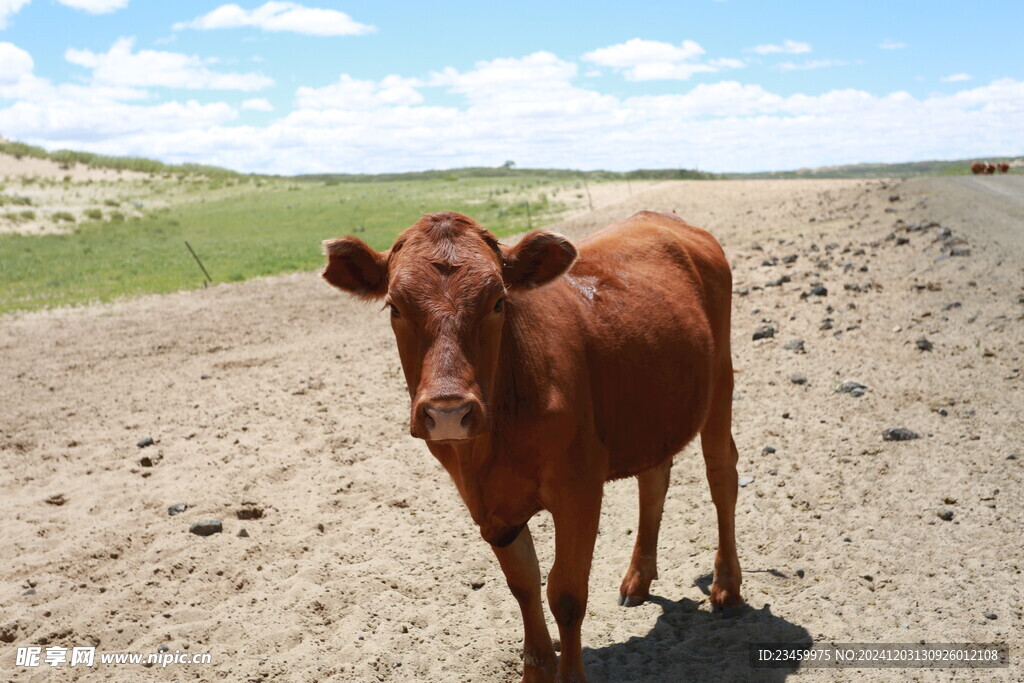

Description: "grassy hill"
296 167 719 183
0 140 247 180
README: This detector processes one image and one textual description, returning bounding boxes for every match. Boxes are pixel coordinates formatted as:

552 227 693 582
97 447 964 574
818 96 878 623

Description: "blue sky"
1 0 1021 173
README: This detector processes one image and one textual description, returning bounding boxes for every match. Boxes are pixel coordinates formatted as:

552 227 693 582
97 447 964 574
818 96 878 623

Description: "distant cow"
971 162 986 174
323 211 744 682
998 163 1010 174
985 163 997 175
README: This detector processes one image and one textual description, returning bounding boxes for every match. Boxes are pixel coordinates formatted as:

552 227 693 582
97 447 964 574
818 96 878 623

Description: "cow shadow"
582 573 810 683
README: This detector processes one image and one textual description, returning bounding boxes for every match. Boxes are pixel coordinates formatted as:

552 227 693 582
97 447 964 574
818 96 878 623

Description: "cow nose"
423 400 474 441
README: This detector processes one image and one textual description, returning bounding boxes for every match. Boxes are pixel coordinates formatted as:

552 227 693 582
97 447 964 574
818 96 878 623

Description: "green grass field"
2 141 1017 315
0 176 578 313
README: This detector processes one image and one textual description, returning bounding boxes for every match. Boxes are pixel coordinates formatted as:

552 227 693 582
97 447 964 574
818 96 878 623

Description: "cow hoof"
711 603 745 619
617 593 646 607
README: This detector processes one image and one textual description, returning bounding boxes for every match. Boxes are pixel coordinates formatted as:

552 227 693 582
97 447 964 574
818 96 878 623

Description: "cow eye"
388 303 400 318
493 298 505 313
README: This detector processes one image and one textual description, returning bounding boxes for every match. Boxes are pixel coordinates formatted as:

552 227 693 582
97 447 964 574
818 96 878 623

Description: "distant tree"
501 160 516 170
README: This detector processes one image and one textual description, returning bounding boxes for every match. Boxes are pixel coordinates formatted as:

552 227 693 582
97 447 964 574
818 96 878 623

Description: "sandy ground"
1 177 1022 682
0 153 151 184
544 179 668 223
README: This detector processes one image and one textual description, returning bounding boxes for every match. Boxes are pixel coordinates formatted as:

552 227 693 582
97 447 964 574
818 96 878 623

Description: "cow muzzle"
413 395 484 442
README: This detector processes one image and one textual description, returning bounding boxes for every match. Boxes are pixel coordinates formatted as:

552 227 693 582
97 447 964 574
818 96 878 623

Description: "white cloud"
625 62 716 81
2 76 149 102
750 39 812 55
0 47 150 102
0 41 32 84
57 0 129 14
778 59 847 71
3 48 1023 177
709 57 745 69
243 66 1023 174
626 81 784 118
0 0 130 24
941 73 972 82
582 38 741 81
583 38 704 67
0 99 237 140
174 2 375 37
878 39 907 50
297 74 423 109
241 97 274 111
0 39 239 144
430 51 587 105
66 37 273 91
0 0 30 28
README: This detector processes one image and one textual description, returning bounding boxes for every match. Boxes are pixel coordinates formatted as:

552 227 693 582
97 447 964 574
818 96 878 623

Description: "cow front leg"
619 457 673 607
547 489 602 683
492 523 557 682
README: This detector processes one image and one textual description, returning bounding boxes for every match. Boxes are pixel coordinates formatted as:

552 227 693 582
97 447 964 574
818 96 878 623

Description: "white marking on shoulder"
565 274 598 302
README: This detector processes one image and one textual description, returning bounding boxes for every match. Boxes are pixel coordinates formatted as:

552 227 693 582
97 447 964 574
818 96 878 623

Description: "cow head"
323 212 576 443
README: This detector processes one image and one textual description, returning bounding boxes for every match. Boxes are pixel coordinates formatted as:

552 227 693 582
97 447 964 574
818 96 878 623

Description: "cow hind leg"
700 375 745 616
618 457 672 607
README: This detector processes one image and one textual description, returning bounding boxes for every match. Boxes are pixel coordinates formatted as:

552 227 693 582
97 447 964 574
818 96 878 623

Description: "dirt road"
1 178 1021 681
934 175 1024 254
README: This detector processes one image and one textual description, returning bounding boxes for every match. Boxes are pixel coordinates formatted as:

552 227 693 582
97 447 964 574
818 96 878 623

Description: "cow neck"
428 429 505 529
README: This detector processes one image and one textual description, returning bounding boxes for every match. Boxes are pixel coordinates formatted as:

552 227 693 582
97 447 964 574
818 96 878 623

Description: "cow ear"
321 236 389 299
502 231 577 289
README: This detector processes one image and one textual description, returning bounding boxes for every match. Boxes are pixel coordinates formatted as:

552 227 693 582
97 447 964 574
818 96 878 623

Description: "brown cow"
998 162 1010 174
985 163 997 174
322 211 744 682
971 162 986 174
